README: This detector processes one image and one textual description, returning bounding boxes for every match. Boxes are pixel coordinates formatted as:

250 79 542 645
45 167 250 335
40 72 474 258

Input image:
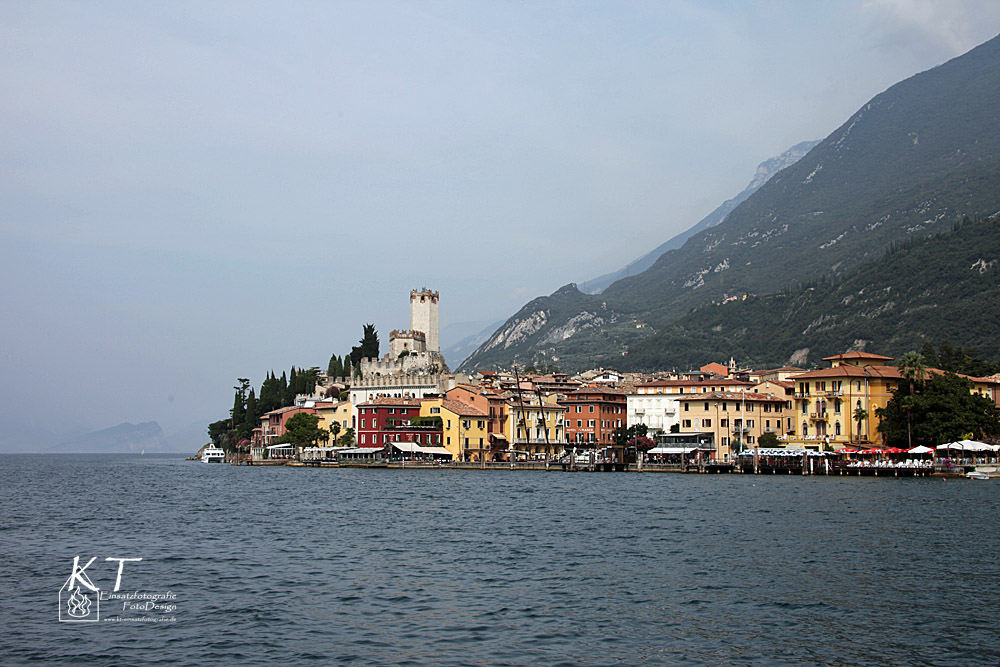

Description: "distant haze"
2 2 999 450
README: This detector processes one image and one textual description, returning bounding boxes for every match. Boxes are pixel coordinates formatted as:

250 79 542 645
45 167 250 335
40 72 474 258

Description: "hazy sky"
3 1 999 441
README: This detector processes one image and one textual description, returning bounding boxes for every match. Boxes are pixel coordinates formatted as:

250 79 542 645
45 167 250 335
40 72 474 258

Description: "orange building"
560 387 626 448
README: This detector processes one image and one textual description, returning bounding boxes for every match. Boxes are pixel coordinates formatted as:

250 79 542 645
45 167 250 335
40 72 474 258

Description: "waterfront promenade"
233 455 997 477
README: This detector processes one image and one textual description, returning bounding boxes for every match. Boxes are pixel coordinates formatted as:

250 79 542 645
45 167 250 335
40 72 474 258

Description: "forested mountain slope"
459 34 1000 373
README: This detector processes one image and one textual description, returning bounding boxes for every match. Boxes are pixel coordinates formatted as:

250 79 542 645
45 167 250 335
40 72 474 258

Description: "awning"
741 449 826 457
390 442 453 456
490 433 508 441
266 444 294 450
937 440 999 452
648 447 699 454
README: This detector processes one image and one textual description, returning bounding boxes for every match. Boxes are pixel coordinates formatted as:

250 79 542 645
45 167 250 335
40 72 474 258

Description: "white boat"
966 470 990 480
201 446 226 463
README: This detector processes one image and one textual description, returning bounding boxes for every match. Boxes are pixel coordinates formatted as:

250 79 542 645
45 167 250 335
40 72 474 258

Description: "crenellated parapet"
410 288 439 303
390 329 427 342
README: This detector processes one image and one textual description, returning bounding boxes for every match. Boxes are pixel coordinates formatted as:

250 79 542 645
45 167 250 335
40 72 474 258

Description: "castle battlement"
410 288 439 303
390 329 426 341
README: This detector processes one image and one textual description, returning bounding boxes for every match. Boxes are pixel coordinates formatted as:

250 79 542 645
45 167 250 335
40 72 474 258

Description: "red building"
257 406 318 447
356 397 442 449
559 386 626 447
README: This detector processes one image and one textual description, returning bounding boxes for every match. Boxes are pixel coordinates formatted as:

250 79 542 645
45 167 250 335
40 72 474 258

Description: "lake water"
1 454 998 666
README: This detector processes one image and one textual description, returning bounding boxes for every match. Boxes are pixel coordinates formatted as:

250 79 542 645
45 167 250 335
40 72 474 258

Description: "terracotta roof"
688 391 786 403
761 366 806 373
263 406 311 416
758 380 795 389
358 397 423 407
440 399 489 417
822 351 895 362
638 379 753 387
789 365 902 380
925 368 999 384
564 387 627 397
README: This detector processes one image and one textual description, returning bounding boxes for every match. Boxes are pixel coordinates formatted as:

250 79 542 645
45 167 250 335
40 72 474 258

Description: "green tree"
328 354 343 379
920 342 939 369
245 388 258 427
898 351 928 448
337 427 355 446
259 372 284 414
285 367 299 406
208 419 231 448
231 377 251 426
350 324 380 371
876 371 1000 447
757 432 780 448
281 412 326 448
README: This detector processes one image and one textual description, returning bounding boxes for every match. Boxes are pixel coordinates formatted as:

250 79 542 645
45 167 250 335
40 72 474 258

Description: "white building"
627 392 680 435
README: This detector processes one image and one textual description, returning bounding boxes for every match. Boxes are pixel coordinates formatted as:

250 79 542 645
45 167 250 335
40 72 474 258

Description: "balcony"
809 412 829 421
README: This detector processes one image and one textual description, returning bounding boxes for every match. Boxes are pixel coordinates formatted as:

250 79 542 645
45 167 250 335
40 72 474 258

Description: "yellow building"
786 352 900 449
676 391 788 461
504 393 567 459
420 397 490 461
314 400 352 445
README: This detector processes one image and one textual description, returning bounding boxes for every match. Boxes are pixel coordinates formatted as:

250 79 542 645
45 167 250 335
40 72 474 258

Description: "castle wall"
389 329 427 358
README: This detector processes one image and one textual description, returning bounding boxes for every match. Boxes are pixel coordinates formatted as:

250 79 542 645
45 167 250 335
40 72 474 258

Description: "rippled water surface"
1 454 998 665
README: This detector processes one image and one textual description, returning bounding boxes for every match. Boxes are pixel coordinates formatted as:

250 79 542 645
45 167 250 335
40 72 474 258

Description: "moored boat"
201 445 226 463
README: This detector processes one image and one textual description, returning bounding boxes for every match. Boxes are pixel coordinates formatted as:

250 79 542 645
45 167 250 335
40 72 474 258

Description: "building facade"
420 397 490 461
356 397 441 449
560 387 626 448
676 391 788 461
785 352 900 449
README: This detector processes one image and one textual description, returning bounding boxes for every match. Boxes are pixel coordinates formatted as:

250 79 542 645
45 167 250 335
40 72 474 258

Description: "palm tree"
853 405 869 443
898 351 927 394
898 352 927 449
328 421 341 445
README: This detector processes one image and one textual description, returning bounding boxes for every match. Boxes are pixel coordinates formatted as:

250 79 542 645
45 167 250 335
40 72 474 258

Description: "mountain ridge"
459 32 1000 373
578 140 820 294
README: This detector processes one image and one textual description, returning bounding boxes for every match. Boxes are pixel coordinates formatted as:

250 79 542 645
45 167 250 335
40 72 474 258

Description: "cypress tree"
246 388 258 426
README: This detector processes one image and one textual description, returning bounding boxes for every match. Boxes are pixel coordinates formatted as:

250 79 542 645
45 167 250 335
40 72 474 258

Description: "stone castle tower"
356 288 451 404
409 288 439 353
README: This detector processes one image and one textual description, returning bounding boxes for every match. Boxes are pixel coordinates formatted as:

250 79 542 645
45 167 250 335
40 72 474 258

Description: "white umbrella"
908 445 935 454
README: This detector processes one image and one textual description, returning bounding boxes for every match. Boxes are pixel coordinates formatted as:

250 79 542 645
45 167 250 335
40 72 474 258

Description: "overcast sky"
2 0 999 442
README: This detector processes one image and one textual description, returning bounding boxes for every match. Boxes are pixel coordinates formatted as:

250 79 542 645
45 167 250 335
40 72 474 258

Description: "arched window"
835 421 841 436
802 423 809 437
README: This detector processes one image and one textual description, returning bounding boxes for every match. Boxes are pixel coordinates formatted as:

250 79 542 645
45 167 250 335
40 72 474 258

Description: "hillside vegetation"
459 34 1000 373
